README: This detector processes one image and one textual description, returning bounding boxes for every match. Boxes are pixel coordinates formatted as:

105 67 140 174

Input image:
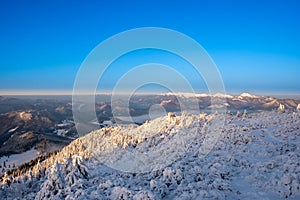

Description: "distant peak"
238 93 259 98
213 93 233 98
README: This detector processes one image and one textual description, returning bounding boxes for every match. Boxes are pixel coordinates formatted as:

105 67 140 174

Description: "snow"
164 92 207 98
212 93 234 98
238 93 259 98
7 126 19 133
1 110 300 199
56 123 70 128
56 120 74 127
167 92 235 99
164 92 234 98
55 129 67 136
0 148 38 171
102 120 114 126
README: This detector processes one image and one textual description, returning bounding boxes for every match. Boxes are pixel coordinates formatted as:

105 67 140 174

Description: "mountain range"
0 93 299 158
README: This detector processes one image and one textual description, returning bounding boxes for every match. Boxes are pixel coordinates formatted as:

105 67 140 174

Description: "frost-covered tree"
278 104 285 113
133 190 155 200
37 140 49 156
111 187 132 200
242 109 248 118
65 158 88 188
2 172 12 186
63 156 89 199
35 162 66 200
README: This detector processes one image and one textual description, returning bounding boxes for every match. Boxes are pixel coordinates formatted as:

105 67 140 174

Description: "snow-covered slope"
1 110 300 199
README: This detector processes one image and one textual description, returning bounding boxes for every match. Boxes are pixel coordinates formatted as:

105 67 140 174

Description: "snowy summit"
238 93 259 99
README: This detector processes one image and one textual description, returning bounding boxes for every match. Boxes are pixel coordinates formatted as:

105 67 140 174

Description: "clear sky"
0 0 300 95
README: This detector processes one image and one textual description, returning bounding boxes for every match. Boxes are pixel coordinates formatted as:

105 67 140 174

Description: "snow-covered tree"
35 162 66 200
111 187 132 200
242 109 248 118
278 104 285 113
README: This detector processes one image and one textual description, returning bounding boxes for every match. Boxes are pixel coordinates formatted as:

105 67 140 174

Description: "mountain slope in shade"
0 110 300 199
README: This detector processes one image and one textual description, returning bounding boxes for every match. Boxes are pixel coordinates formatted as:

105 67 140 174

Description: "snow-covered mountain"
0 109 300 199
0 93 299 159
237 92 259 98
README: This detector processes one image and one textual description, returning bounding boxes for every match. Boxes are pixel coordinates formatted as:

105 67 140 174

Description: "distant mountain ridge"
162 92 300 111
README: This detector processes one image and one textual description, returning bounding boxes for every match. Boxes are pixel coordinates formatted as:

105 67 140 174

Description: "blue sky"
0 0 300 95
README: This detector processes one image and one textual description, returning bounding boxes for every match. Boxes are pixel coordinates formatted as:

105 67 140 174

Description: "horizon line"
0 89 299 98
